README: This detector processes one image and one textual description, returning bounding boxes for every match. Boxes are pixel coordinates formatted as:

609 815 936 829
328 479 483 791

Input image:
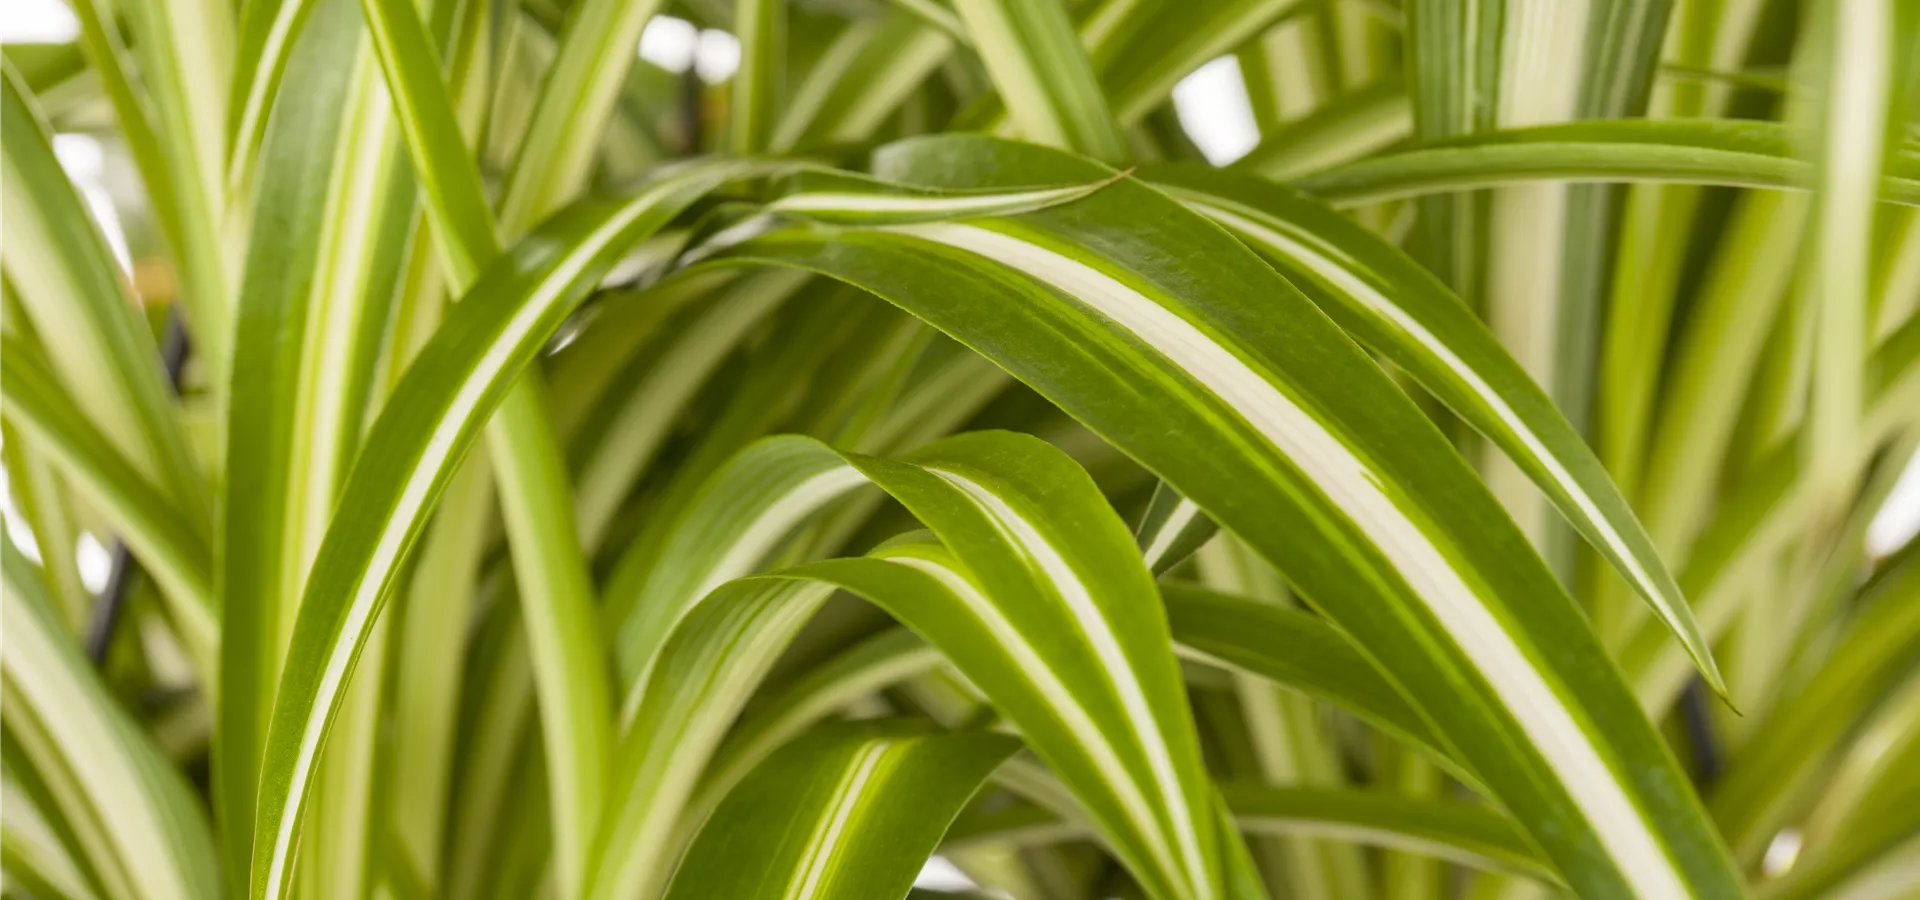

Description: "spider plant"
2 0 1918 896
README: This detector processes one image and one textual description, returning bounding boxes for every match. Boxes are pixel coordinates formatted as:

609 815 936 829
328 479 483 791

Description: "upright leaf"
216 0 367 887
1 68 209 529
0 342 215 664
731 0 785 154
949 0 1127 162
247 163 760 900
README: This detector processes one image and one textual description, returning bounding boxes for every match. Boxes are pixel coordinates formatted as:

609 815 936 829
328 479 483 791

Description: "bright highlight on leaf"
4 1 1918 898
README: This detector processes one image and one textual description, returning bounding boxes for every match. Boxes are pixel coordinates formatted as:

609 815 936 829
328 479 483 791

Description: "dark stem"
85 309 190 665
1681 678 1723 785
681 65 705 155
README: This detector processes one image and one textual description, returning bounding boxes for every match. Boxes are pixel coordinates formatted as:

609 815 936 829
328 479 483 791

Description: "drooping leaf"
946 783 1557 885
1299 119 1920 206
1150 164 1727 698
662 723 1018 900
595 431 1230 900
1160 583 1452 772
706 133 1742 897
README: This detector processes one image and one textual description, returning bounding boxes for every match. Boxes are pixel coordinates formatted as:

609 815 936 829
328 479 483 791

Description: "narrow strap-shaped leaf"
662 723 1019 900
228 0 319 189
1160 583 1452 770
0 290 94 629
1235 80 1413 180
1300 119 1920 206
247 162 760 900
569 271 805 548
494 0 669 230
949 0 1127 162
1764 664 1920 900
696 629 950 818
64 0 216 349
0 771 103 900
1 536 220 900
0 422 91 630
216 0 372 887
357 0 496 282
1710 549 1920 862
1799 668 1920 856
607 434 873 692
595 431 1228 900
1402 0 1500 307
1 68 210 529
609 545 1225 900
277 30 431 899
351 0 673 887
691 588 1475 831
708 134 1743 897
1634 190 1808 570
484 376 612 898
771 11 954 151
1622 331 1920 715
385 454 492 887
723 568 1478 842
770 171 1127 226
587 575 843 900
1150 164 1727 699
1802 0 1897 513
730 0 784 154
1134 482 1216 575
946 784 1556 884
840 432 1227 900
113 0 233 382
0 341 216 663
1227 784 1549 885
1191 531 1372 899
1089 0 1318 126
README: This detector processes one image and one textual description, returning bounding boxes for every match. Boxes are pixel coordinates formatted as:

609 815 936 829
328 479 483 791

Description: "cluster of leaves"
2 0 1919 898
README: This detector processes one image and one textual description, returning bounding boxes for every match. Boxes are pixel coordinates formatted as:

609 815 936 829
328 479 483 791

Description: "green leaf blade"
1153 164 1727 699
711 134 1742 897
949 0 1127 162
2 537 221 900
664 723 1018 900
247 164 756 900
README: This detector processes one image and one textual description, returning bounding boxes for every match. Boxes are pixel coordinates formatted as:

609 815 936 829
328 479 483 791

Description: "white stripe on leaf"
884 553 1190 897
1190 200 1686 660
927 467 1213 898
265 180 696 900
890 221 1689 898
784 739 896 900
